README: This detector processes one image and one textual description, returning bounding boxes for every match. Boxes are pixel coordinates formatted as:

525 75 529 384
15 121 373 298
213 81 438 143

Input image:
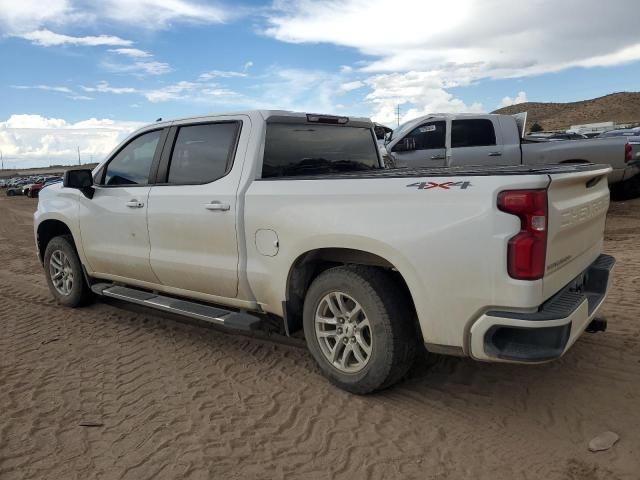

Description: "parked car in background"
0 179 7 188
6 180 32 196
385 113 640 197
30 177 63 197
23 181 41 197
598 128 640 138
35 110 614 393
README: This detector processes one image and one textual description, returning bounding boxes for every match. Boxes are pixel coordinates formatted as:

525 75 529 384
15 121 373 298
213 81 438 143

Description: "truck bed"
257 163 610 181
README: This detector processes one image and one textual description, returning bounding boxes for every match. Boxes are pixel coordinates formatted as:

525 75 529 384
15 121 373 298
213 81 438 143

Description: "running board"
91 283 262 332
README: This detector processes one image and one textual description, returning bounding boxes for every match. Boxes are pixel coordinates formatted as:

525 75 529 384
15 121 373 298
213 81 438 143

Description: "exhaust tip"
586 318 607 333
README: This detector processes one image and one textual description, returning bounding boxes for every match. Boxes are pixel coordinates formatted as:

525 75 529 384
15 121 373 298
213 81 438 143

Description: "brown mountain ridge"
491 92 640 131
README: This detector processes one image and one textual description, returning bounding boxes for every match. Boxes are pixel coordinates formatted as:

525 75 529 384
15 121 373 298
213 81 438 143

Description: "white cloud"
103 60 172 75
68 95 94 101
497 91 528 109
11 84 72 93
16 29 132 47
81 81 138 94
108 48 152 58
0 114 144 167
198 70 248 81
365 71 483 124
339 80 364 93
97 0 229 28
243 61 254 71
11 84 95 101
265 0 640 120
0 0 72 33
143 81 199 102
265 0 640 76
143 80 239 103
0 0 230 34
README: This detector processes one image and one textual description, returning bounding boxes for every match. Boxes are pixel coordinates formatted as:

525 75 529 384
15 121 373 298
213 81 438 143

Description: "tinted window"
262 124 379 178
403 121 445 150
103 130 162 186
167 122 239 184
451 119 496 148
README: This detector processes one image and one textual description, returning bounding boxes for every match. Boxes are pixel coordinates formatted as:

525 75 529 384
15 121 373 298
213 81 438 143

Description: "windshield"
387 120 417 143
262 123 380 178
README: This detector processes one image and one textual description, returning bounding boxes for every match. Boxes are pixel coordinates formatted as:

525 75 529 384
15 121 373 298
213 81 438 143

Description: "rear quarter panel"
244 174 552 349
522 138 626 173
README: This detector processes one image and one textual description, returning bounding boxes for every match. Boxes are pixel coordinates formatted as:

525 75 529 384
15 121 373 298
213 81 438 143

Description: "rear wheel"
303 266 418 394
6 190 15 197
44 235 93 307
611 174 640 201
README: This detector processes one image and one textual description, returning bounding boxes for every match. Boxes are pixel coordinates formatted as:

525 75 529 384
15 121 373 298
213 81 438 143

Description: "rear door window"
167 122 240 184
262 124 379 178
451 119 496 148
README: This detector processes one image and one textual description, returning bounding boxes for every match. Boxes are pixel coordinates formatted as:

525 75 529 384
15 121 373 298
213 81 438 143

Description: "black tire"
7 190 15 197
43 235 93 307
303 266 418 394
611 174 640 201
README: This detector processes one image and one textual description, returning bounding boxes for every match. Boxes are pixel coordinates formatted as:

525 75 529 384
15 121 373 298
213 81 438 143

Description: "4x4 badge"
406 181 472 190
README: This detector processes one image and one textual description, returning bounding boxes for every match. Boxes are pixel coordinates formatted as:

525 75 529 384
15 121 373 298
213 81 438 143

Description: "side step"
91 283 262 332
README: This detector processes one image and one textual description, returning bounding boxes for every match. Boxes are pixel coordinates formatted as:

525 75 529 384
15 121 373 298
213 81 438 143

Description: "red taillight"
306 114 349 124
497 189 548 280
625 143 632 163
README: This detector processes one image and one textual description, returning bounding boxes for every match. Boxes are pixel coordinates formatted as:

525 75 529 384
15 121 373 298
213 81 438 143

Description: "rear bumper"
469 254 615 363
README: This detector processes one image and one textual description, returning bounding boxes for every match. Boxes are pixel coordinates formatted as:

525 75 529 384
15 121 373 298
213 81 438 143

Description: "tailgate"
543 166 611 300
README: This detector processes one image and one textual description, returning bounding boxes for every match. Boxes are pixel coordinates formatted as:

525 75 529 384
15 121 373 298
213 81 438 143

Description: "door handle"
488 152 503 157
430 155 446 160
125 200 144 208
205 201 230 211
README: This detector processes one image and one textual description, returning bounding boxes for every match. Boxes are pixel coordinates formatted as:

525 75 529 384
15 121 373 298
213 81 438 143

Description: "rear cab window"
262 123 380 178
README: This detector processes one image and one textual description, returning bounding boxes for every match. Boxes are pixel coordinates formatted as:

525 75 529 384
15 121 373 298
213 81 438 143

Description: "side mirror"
392 137 416 153
374 126 386 140
63 169 94 199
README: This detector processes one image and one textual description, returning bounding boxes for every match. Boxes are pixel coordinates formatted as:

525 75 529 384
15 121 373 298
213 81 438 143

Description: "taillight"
306 114 349 124
625 143 632 163
497 189 548 280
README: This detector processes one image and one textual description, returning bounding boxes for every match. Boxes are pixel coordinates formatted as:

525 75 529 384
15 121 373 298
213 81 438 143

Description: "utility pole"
77 146 81 166
396 104 401 127
1 151 3 171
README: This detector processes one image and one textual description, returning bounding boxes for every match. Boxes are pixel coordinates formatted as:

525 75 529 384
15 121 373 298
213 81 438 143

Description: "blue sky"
1 0 639 167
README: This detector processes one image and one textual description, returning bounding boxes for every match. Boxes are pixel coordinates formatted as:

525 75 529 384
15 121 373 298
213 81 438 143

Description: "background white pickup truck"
385 113 639 195
35 110 615 393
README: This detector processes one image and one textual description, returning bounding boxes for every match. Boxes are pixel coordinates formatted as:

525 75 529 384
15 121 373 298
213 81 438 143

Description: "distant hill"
492 92 640 132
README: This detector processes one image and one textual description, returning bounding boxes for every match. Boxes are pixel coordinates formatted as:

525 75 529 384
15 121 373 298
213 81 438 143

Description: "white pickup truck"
385 113 639 196
35 110 615 393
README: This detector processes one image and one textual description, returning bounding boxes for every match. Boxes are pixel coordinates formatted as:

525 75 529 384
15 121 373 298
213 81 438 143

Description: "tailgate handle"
586 175 604 188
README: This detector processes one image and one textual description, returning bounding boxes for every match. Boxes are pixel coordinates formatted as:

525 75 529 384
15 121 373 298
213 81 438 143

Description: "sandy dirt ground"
1 194 639 480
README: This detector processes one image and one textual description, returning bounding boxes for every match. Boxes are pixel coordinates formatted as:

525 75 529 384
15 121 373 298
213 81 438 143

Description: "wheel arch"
283 247 417 335
36 219 75 265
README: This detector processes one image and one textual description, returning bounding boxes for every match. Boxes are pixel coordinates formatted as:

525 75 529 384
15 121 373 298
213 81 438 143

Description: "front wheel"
44 235 93 307
303 266 418 394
